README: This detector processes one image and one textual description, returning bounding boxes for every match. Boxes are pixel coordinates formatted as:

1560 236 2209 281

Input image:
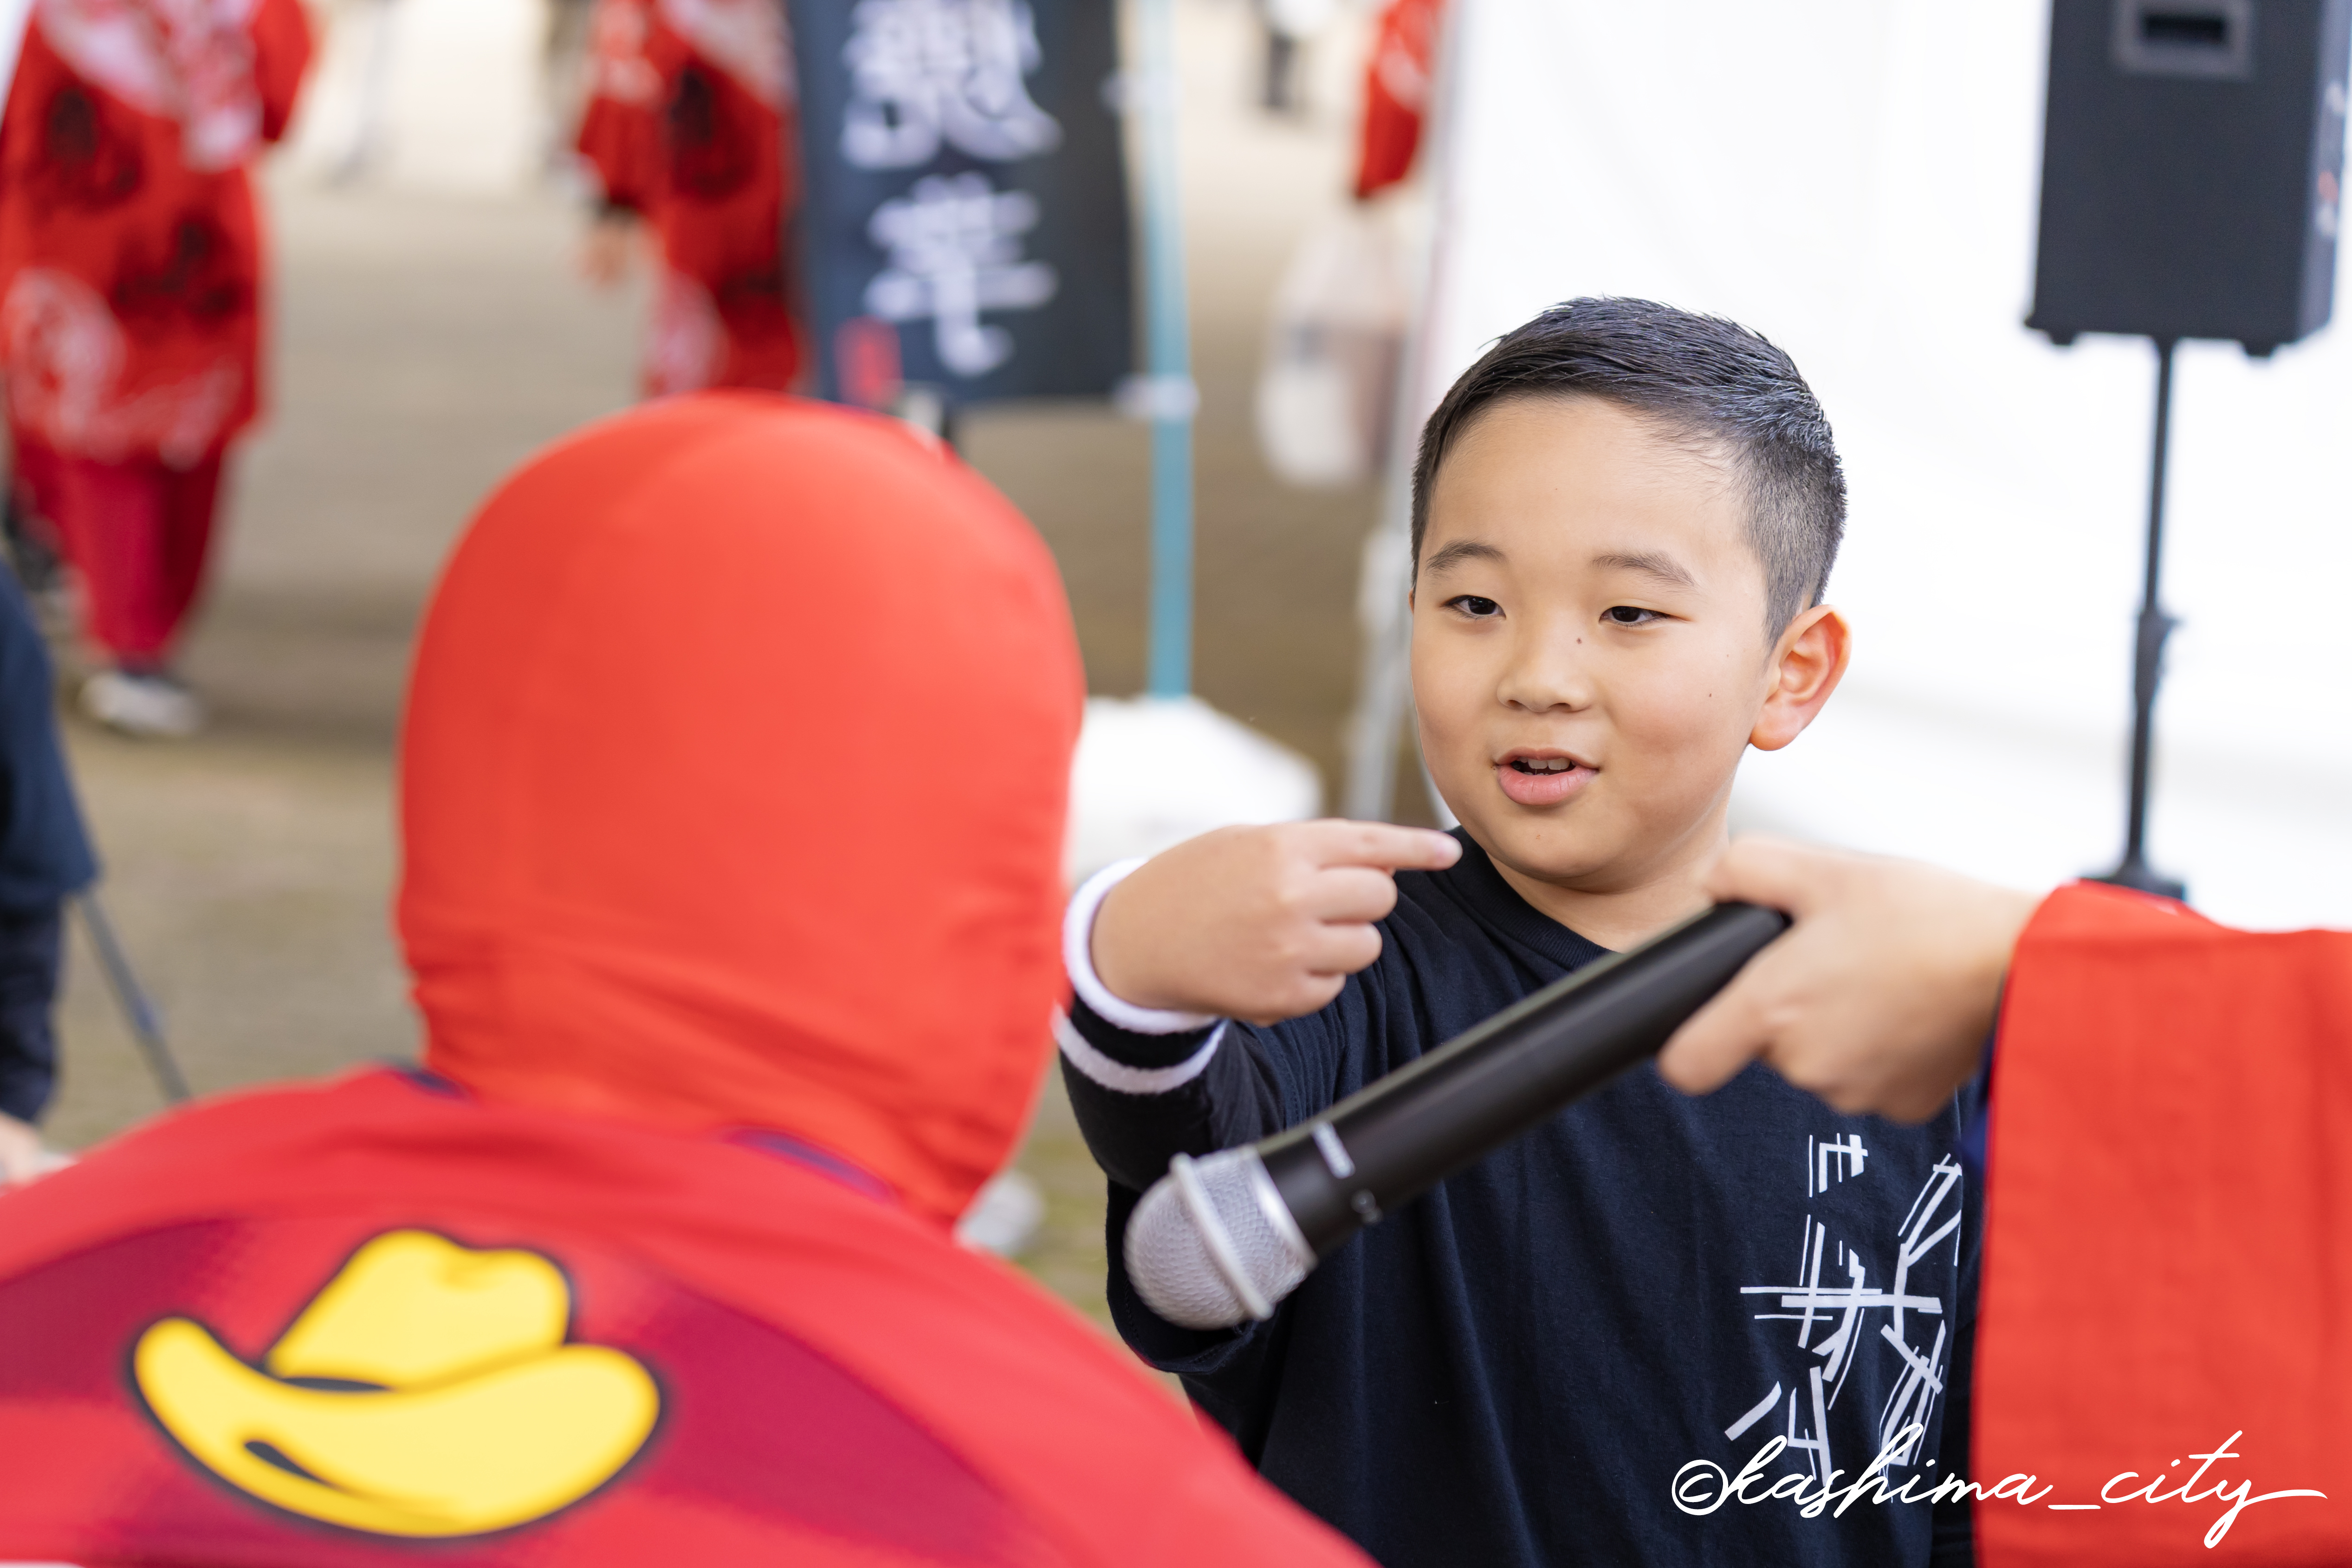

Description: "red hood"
397 393 1082 1226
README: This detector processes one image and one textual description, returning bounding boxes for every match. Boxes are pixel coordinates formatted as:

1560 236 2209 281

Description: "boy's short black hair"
1410 298 1846 640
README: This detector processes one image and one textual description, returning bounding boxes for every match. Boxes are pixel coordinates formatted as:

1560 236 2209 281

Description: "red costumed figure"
575 0 799 398
0 392 1373 1566
0 0 311 737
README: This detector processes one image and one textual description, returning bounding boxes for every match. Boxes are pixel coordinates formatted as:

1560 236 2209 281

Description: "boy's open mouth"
1495 750 1596 808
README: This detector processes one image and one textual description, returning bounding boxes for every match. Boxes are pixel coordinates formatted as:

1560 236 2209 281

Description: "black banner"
786 0 1135 408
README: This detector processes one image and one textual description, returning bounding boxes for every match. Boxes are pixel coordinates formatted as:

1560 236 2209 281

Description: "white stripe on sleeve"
1055 1011 1226 1096
1063 857 1221 1035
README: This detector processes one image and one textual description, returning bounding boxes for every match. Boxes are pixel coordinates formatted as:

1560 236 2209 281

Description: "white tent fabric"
1401 0 2352 928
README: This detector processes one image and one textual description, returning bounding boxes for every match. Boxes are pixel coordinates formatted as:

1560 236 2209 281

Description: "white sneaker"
0 1113 71 1186
81 669 206 739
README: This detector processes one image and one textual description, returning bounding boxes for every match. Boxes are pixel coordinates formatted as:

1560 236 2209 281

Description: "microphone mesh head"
1125 1146 1313 1330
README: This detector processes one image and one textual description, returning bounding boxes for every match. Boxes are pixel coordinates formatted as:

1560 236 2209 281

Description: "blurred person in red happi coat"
0 0 310 738
575 0 800 399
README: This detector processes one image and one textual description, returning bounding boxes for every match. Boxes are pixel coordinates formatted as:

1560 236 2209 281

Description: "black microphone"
1123 901 1790 1329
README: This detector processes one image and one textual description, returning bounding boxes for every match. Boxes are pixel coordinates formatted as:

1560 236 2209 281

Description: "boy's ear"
1749 605 1851 752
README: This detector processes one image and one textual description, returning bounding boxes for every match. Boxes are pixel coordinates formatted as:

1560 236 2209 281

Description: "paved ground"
40 0 1391 1331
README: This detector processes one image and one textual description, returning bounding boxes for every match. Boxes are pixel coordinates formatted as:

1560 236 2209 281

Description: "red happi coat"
0 393 1374 1566
576 0 800 397
1974 883 2352 1565
0 0 310 469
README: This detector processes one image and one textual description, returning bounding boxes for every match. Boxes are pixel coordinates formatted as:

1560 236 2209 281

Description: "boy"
1060 301 1977 1567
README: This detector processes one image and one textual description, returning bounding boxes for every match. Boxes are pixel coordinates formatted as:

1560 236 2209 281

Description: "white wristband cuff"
1063 858 1222 1035
1055 1012 1227 1095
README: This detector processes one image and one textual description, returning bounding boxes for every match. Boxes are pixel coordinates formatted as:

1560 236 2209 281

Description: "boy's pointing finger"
1301 820 1463 872
1303 865 1408 925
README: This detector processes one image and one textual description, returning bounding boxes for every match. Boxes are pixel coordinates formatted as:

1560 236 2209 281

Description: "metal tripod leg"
73 892 191 1104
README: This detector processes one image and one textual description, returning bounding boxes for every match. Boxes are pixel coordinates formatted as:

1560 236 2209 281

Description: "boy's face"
1410 396 1844 906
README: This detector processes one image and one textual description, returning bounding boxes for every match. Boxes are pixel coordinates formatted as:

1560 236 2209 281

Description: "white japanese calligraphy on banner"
792 0 1127 403
864 173 1058 375
841 0 1063 168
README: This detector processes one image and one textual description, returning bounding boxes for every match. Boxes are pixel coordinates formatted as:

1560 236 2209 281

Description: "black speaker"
2029 0 2351 354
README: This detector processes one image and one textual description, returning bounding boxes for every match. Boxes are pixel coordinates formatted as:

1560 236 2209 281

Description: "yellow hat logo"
133 1230 660 1537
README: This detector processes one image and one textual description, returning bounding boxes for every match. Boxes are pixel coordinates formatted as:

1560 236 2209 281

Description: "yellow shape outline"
133 1231 659 1537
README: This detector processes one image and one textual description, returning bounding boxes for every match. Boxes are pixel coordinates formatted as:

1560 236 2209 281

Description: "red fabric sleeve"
575 0 665 213
250 0 315 145
1973 882 2352 1565
575 93 660 214
1354 0 1444 200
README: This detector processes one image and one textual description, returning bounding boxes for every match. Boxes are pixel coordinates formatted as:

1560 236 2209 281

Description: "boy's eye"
1602 605 1663 627
1445 595 1501 618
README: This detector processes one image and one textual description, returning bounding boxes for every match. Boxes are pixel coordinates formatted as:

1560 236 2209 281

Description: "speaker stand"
2093 336 2186 902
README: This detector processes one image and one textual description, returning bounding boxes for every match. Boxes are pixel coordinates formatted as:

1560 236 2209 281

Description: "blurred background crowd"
0 0 1421 1325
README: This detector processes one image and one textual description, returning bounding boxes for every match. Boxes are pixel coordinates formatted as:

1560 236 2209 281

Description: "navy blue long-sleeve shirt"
0 570 94 912
0 569 96 1123
1062 830 1978 1568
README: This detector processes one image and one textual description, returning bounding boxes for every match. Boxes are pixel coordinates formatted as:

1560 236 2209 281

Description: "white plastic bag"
1065 696 1323 886
1255 208 1412 489
1264 0 1341 40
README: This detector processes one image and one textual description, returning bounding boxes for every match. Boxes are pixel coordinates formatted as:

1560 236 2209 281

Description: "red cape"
0 1068 1361 1563
1976 882 2352 1564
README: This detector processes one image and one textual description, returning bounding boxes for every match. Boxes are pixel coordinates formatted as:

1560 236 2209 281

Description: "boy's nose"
1495 623 1596 713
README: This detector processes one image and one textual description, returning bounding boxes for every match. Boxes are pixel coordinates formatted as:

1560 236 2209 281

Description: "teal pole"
1136 0 1193 698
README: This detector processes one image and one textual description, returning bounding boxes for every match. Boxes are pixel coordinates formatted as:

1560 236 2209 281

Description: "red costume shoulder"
0 1069 1364 1564
1975 882 2352 1564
